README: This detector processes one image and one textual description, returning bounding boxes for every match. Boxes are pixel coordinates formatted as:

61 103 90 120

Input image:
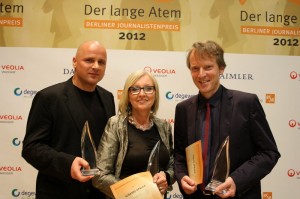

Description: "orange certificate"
185 140 203 184
110 171 163 199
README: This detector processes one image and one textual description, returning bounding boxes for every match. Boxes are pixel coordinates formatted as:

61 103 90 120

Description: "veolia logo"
1 65 24 70
287 169 297 177
290 71 298 80
289 120 297 128
14 88 22 96
144 66 176 75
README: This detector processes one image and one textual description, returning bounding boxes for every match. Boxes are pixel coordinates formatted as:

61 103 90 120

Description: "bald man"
22 41 116 199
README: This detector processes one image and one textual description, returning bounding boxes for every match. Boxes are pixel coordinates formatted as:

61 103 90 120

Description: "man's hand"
180 175 197 195
214 177 236 198
70 157 94 182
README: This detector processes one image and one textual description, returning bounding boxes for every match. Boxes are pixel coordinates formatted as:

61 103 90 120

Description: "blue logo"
14 88 37 97
165 91 194 101
12 189 20 197
12 138 21 146
14 88 22 96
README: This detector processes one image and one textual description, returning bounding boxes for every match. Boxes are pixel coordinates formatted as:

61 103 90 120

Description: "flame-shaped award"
147 140 161 175
205 136 230 194
81 121 100 176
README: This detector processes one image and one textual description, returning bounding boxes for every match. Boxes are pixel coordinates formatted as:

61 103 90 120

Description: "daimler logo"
63 68 75 75
220 73 253 80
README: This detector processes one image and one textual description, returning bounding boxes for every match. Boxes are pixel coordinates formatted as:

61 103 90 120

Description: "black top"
120 122 169 179
74 86 107 147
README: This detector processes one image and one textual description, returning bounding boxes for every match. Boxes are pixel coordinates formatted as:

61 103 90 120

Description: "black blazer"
174 85 280 199
22 78 116 199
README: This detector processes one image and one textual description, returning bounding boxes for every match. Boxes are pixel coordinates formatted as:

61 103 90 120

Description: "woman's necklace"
128 116 154 131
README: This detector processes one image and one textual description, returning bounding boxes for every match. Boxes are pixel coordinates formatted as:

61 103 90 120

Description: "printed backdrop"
1 1 300 199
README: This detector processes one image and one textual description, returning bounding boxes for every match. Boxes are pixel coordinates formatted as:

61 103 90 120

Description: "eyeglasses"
128 86 155 95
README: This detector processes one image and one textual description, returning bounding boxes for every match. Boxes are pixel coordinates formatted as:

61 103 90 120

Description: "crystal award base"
205 179 226 194
204 136 230 194
81 121 100 176
147 140 160 176
81 168 100 176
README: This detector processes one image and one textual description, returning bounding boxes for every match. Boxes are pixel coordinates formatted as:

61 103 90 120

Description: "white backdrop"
1 47 300 199
1 0 300 198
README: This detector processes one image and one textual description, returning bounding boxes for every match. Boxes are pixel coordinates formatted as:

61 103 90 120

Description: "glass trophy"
147 140 161 176
205 136 230 194
81 121 100 176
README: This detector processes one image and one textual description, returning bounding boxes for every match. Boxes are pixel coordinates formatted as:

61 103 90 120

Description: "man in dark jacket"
22 41 116 199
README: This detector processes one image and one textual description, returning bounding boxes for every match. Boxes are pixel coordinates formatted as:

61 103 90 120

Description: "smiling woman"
92 69 175 198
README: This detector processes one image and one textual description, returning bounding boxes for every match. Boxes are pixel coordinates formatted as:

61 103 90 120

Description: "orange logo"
239 0 247 5
117 90 123 100
263 192 272 199
266 94 275 104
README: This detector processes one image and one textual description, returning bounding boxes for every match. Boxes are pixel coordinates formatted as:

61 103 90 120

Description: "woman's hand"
153 171 168 195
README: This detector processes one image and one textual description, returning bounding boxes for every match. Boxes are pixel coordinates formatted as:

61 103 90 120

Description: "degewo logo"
1 65 24 74
287 169 300 179
14 88 37 97
165 91 194 101
290 71 300 81
144 66 176 77
12 189 36 198
166 192 183 199
12 137 22 146
288 119 300 129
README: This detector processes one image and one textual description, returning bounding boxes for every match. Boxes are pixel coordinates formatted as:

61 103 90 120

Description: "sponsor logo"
265 94 275 104
14 88 37 97
12 189 36 198
12 138 22 146
290 71 300 81
288 119 300 129
0 166 22 175
117 90 123 100
164 118 174 124
63 68 75 75
166 192 183 199
220 73 254 80
144 66 176 77
263 192 272 199
165 91 194 101
1 65 24 73
0 114 22 123
287 169 300 179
